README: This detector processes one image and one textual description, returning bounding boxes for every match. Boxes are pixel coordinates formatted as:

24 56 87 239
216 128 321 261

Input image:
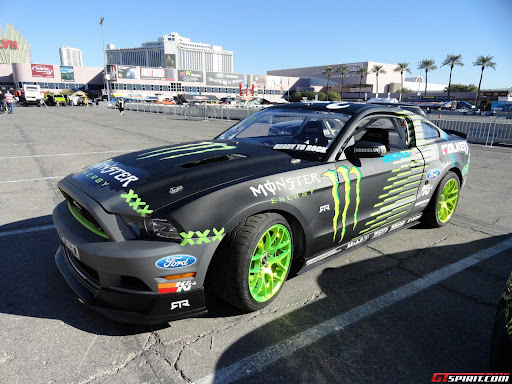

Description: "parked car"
53 101 470 324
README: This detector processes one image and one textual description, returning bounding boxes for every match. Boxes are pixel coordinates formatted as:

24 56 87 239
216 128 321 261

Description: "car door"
320 114 425 249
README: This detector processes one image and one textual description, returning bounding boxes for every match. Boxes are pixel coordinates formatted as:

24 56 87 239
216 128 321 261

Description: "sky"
3 0 511 89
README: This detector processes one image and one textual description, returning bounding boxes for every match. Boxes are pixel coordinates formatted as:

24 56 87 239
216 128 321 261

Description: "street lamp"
99 17 110 101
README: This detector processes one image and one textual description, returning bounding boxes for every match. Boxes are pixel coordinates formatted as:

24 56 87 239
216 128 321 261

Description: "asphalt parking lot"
1 106 511 384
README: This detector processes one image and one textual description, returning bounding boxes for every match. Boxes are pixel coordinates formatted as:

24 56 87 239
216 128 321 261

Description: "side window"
420 121 440 140
351 116 409 152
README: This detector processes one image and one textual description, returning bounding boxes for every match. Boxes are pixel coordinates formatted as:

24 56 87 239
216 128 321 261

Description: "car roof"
266 101 424 119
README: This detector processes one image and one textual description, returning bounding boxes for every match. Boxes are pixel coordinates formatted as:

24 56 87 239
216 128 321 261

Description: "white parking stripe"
194 237 512 384
0 176 64 183
0 224 55 238
0 150 136 159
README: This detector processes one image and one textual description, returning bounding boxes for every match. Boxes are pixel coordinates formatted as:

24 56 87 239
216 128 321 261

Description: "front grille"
64 248 100 289
60 190 108 239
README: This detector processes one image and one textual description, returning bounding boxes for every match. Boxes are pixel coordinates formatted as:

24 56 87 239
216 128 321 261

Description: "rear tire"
213 213 293 311
422 171 460 227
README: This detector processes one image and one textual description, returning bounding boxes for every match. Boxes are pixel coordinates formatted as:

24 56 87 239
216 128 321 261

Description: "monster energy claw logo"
137 142 236 161
322 165 362 243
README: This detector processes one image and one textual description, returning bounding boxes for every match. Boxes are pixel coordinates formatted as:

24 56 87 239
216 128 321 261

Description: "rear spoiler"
442 129 468 139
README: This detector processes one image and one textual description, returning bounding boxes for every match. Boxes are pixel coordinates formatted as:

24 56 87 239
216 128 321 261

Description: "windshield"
218 108 351 158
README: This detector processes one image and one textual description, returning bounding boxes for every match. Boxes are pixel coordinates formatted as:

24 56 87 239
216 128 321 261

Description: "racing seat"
295 120 329 147
360 128 390 151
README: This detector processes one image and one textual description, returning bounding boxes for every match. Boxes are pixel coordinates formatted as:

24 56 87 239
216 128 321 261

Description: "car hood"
65 140 304 216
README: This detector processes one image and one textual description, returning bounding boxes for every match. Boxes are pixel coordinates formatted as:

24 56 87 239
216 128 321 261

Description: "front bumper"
55 246 206 324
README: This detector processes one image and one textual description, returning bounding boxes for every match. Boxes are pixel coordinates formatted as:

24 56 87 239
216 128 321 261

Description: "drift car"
53 102 470 324
490 272 512 371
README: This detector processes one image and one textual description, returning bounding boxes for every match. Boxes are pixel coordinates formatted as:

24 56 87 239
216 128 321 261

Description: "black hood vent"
178 153 247 168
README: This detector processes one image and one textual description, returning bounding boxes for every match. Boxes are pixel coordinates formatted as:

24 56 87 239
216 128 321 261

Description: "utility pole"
99 17 110 101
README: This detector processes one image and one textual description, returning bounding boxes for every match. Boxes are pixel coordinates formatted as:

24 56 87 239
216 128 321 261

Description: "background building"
106 32 233 73
0 24 31 64
60 46 83 67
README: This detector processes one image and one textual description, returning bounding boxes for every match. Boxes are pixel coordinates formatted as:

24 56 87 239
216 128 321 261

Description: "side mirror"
346 141 387 158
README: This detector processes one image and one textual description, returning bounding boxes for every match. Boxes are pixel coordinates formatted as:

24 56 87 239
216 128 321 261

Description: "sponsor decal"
273 143 327 154
426 169 441 179
319 204 330 213
441 142 469 155
158 281 196 294
87 161 139 187
180 228 225 246
121 189 153 217
250 173 321 197
178 70 203 82
140 67 177 81
390 220 406 231
462 153 471 177
431 373 509 382
271 190 314 203
58 231 80 259
155 255 197 269
291 159 301 164
421 184 433 197
407 214 423 223
346 234 371 249
322 165 362 243
354 146 386 155
80 171 110 187
169 186 184 194
381 151 410 163
372 227 389 239
306 245 345 266
415 199 429 207
170 299 190 310
137 142 236 161
31 64 54 78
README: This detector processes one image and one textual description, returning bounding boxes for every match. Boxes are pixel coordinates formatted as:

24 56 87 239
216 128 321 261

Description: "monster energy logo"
322 165 362 243
137 142 236 161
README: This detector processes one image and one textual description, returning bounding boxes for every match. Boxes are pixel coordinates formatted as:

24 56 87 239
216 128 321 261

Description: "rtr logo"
319 204 330 213
170 299 190 310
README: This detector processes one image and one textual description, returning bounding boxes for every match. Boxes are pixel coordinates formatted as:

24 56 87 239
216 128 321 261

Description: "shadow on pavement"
208 233 512 384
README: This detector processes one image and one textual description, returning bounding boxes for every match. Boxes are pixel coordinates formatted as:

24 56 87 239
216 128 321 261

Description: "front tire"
214 213 293 311
422 171 460 227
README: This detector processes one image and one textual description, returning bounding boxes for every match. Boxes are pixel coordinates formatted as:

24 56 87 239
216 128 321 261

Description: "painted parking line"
194 237 512 384
0 150 136 160
0 224 55 238
0 176 64 183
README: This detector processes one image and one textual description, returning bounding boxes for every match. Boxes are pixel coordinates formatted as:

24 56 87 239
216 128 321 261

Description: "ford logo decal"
155 255 197 269
426 169 441 179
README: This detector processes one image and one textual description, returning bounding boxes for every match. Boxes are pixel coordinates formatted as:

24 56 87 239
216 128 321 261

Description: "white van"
22 84 42 106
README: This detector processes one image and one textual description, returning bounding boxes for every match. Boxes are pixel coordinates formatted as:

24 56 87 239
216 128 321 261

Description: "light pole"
99 17 110 101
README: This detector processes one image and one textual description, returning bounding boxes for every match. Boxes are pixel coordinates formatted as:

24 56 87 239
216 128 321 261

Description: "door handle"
409 160 423 168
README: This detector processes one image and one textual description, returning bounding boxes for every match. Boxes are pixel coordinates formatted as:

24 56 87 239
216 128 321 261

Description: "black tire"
212 213 293 312
421 171 460 228
490 307 512 371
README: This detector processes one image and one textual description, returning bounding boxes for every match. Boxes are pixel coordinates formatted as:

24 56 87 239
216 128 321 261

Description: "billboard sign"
178 70 203 83
31 64 54 78
106 65 117 81
140 67 177 81
206 72 244 87
60 66 75 82
164 54 176 69
117 66 138 79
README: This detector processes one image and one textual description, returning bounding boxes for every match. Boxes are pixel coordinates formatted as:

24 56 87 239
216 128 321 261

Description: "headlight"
121 216 181 242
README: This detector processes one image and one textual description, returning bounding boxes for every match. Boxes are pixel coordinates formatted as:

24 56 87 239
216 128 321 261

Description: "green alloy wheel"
422 171 460 228
437 179 459 223
248 224 292 302
212 213 294 311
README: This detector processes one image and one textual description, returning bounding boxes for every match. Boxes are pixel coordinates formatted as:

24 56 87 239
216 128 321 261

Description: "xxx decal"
137 142 236 161
121 189 153 217
322 165 361 243
180 228 225 246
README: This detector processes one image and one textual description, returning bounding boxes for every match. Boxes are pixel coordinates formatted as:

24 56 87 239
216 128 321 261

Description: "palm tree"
356 67 369 100
321 66 334 101
473 55 496 105
441 54 464 98
372 65 386 98
417 59 437 95
393 62 411 101
335 64 349 100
